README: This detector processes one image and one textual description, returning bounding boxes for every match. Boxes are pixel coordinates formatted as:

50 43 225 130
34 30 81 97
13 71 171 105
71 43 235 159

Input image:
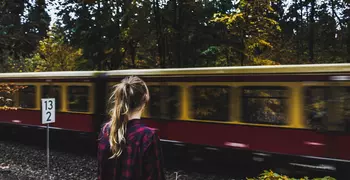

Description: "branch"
331 0 345 29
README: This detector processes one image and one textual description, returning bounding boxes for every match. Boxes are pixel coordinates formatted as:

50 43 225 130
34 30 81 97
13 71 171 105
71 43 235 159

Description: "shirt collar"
127 118 142 128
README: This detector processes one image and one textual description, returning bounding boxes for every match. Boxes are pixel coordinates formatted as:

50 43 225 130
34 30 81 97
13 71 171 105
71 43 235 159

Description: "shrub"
246 170 336 180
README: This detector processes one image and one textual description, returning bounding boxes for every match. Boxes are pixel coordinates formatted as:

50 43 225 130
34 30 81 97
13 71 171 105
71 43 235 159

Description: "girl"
98 76 165 180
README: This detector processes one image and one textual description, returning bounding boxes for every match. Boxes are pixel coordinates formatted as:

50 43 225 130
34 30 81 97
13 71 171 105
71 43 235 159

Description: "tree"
211 0 281 65
0 0 50 72
49 0 350 69
0 0 26 67
28 27 85 71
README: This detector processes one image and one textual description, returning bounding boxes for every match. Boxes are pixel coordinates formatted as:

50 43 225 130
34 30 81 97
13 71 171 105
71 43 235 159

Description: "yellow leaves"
31 31 84 72
0 83 27 94
258 40 272 49
0 106 18 111
104 48 113 54
211 13 227 23
252 57 280 66
210 0 281 65
247 170 334 180
211 13 244 26
120 48 126 53
0 83 27 111
311 101 325 111
228 13 244 24
276 25 282 32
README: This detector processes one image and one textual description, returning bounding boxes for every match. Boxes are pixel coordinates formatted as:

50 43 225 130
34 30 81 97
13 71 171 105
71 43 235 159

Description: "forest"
1 0 350 72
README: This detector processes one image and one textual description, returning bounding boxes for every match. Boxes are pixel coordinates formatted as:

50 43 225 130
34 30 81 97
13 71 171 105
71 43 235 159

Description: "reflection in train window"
42 85 61 110
148 86 180 119
330 87 350 131
68 86 89 112
191 86 229 121
242 87 288 125
19 85 36 108
0 90 14 107
305 86 349 131
304 87 327 130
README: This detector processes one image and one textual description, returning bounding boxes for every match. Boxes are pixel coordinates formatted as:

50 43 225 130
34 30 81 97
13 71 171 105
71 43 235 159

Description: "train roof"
0 63 350 79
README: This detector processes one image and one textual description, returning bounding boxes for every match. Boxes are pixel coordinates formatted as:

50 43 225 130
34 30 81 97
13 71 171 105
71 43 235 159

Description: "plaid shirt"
97 119 166 180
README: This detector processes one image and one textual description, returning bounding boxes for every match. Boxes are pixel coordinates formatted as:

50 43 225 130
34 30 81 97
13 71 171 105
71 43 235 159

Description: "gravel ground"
0 140 243 180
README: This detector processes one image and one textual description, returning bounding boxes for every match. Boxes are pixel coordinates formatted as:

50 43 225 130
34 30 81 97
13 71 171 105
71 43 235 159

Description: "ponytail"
108 76 149 159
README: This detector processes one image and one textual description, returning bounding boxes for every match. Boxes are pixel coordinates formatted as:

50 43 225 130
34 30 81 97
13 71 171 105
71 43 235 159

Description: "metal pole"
47 123 50 180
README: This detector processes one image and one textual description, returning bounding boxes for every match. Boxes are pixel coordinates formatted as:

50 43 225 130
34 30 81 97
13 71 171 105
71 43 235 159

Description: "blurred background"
1 0 350 72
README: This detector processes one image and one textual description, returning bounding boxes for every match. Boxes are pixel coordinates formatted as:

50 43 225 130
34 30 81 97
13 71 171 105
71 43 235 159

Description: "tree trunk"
297 0 304 61
176 0 183 68
153 0 165 68
240 30 245 66
347 20 350 63
37 0 47 37
172 0 179 68
111 4 122 70
130 40 136 68
308 0 315 63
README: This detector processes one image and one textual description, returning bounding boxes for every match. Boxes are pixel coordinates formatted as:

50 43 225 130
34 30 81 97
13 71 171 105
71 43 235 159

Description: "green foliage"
211 0 281 65
31 32 85 71
192 87 228 120
247 170 336 180
0 0 50 72
1 0 350 71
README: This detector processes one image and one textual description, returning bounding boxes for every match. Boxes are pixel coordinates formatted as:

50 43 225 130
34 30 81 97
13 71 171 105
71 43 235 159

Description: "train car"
0 71 103 138
0 63 349 176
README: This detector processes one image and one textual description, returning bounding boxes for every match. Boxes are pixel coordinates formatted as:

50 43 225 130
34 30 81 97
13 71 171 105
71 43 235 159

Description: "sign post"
41 98 55 180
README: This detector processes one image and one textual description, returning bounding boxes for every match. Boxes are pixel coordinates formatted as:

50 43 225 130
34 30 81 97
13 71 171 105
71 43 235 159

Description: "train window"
304 87 327 130
42 85 61 110
19 85 36 108
68 86 89 112
148 86 180 119
242 87 288 125
305 86 349 131
190 86 229 121
0 90 15 107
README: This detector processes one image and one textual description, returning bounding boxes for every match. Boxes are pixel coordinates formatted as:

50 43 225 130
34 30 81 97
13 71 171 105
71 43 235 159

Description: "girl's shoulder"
99 122 111 138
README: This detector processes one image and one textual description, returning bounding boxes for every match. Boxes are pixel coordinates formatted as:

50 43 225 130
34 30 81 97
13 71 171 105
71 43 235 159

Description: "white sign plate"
41 98 55 124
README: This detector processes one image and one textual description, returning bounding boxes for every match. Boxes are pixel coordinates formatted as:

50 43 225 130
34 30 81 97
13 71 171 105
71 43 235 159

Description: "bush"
246 170 336 180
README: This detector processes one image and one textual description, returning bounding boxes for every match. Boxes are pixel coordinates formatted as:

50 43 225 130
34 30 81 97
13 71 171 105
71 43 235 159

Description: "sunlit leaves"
211 0 281 65
212 13 244 26
0 83 27 110
29 29 85 71
247 170 335 180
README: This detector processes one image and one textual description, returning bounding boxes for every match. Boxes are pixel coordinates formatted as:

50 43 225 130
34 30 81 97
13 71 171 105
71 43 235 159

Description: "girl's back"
97 76 165 180
98 119 165 180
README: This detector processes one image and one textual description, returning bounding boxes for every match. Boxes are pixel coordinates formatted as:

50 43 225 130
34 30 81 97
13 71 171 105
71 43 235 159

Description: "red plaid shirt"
97 119 166 180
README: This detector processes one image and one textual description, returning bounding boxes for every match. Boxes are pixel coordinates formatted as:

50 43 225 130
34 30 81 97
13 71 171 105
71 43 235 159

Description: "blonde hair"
108 76 149 158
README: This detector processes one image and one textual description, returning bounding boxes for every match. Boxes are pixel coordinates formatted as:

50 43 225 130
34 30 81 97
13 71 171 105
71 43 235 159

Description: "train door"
305 85 350 161
147 84 181 139
146 85 168 138
303 86 329 158
326 86 350 161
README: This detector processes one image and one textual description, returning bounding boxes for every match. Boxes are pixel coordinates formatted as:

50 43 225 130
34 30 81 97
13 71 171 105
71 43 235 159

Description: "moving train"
0 63 349 176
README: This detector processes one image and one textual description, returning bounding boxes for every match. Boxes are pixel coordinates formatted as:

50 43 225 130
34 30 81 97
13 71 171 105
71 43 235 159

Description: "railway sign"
41 98 56 179
41 98 55 124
